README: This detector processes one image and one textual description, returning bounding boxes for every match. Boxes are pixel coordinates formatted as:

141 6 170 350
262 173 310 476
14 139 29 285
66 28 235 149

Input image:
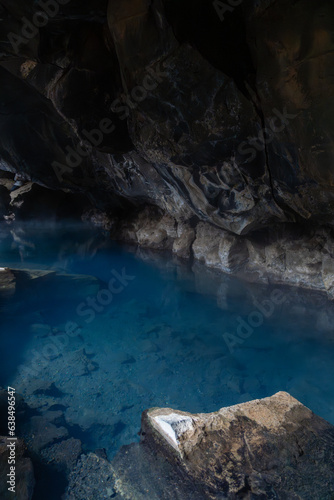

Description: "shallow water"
1 221 334 494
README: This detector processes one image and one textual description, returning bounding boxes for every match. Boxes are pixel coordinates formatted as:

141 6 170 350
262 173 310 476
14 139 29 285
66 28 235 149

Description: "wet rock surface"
3 387 334 499
110 441 207 500
0 386 82 499
40 438 82 474
110 206 334 298
120 392 334 499
67 392 334 500
0 268 16 300
0 266 101 312
64 452 118 500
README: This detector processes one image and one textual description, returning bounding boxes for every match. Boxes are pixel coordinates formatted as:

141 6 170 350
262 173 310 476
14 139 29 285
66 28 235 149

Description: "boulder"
112 392 334 499
64 453 117 500
0 268 16 300
41 438 82 474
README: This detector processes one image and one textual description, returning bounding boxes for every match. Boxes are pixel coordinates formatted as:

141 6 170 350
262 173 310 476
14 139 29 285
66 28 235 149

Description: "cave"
0 1 334 499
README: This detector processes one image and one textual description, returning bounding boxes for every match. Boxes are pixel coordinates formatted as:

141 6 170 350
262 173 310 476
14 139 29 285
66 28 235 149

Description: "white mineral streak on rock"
150 413 194 452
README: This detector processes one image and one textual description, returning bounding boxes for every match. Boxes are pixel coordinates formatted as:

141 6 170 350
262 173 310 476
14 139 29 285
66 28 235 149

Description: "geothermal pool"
0 221 334 497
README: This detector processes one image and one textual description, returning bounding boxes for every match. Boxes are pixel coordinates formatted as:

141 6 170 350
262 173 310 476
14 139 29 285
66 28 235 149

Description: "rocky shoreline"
2 389 334 500
3 174 334 301
101 205 334 300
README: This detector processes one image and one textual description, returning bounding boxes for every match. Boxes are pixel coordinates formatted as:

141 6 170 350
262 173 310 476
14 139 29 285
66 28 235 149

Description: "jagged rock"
64 453 117 500
98 392 334 499
114 206 177 250
192 222 249 273
0 268 16 299
66 445 206 500
246 0 334 227
137 392 334 499
22 415 68 454
1 0 334 294
82 209 114 231
0 172 14 192
111 207 334 299
1 0 334 234
110 441 207 500
172 222 195 259
9 182 92 221
40 438 82 474
322 254 334 299
192 222 225 268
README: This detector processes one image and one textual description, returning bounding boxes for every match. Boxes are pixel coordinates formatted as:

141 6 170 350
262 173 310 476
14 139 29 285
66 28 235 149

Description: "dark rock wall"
0 0 334 232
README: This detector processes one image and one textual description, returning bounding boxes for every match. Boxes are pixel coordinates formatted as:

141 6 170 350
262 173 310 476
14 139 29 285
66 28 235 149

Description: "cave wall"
0 0 334 233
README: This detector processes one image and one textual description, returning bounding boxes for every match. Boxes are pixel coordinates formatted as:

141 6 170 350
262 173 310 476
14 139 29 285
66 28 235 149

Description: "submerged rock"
65 453 117 500
0 268 16 300
0 436 35 500
110 392 334 499
40 438 82 475
0 268 101 307
22 414 68 454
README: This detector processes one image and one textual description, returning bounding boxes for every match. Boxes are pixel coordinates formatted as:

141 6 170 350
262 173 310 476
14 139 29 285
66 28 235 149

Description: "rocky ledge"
2 383 334 498
1 0 334 297
65 392 334 499
105 205 334 299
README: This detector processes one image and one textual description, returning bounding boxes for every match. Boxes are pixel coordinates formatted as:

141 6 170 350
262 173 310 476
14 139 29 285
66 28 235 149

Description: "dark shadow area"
163 0 256 97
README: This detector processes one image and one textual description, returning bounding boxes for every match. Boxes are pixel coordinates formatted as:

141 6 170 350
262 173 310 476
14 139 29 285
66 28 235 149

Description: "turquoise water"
1 221 334 493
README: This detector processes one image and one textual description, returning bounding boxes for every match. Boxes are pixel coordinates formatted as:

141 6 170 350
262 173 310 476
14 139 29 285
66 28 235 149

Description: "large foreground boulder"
111 392 334 499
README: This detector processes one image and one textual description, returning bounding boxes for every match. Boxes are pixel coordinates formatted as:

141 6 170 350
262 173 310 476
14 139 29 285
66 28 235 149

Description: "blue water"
1 220 334 464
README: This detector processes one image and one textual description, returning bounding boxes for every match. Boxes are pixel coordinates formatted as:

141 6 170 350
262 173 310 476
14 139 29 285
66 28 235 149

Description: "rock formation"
0 1 334 280
65 392 334 499
111 205 334 297
139 392 334 499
